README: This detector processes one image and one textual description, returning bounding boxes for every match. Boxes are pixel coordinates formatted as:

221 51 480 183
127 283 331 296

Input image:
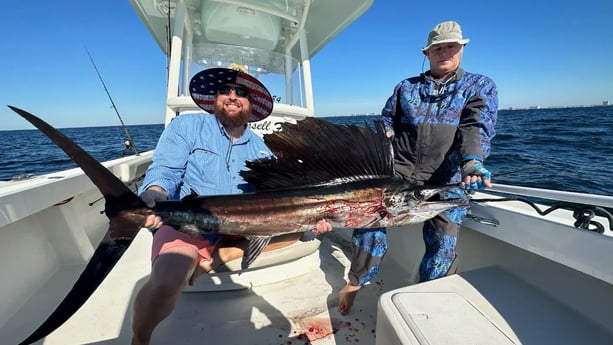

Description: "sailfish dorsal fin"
241 117 393 190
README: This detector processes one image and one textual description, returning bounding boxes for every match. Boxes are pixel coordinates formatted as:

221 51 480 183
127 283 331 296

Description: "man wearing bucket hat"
130 67 331 345
337 20 498 315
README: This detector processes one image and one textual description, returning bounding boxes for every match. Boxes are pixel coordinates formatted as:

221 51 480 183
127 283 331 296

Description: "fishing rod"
85 48 139 155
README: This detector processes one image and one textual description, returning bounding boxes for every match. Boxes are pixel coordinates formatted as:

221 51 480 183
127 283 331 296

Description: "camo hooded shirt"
381 68 498 185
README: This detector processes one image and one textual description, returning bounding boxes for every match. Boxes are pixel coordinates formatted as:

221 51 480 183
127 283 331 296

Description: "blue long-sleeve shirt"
139 113 273 200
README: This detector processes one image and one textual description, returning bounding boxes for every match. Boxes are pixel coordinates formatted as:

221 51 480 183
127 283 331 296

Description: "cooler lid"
389 292 516 344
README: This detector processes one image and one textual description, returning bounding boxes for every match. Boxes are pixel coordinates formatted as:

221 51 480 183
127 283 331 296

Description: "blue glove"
461 161 492 191
140 189 167 208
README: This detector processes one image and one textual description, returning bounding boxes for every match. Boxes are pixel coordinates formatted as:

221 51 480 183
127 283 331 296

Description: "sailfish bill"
9 105 469 344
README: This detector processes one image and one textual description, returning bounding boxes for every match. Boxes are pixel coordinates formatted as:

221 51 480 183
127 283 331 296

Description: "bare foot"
338 284 361 315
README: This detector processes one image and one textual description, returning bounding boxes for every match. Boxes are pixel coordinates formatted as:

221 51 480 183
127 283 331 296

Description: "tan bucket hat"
422 21 470 52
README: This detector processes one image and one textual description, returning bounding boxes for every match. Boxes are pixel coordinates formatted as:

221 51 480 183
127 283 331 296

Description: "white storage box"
376 288 514 344
376 267 613 344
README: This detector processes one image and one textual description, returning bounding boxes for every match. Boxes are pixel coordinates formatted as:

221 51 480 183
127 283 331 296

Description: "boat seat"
184 232 321 292
376 266 613 345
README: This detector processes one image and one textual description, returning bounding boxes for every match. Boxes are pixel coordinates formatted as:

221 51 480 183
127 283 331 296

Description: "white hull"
2 1 613 344
2 183 612 344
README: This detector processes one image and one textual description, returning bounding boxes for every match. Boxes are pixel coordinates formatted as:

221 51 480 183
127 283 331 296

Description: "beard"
214 100 251 127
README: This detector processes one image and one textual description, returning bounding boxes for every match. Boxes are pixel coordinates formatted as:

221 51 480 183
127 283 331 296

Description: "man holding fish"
11 68 467 344
335 20 499 315
8 21 495 344
10 52 476 343
130 66 331 345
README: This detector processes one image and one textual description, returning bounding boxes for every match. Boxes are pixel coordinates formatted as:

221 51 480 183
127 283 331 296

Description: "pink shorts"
151 225 218 264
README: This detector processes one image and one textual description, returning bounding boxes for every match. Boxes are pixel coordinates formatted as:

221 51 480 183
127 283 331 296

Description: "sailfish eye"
414 190 427 200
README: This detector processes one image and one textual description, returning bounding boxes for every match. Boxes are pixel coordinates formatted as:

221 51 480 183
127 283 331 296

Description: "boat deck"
4 202 613 344
8 229 388 345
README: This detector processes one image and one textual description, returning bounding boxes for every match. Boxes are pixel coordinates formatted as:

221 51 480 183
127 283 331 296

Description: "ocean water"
1 106 612 196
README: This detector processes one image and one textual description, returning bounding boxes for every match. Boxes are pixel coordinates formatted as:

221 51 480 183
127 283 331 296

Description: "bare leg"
338 284 361 315
131 246 198 345
133 233 305 342
191 233 303 282
340 228 388 315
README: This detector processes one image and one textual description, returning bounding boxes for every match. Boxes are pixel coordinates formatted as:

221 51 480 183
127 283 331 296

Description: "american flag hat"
189 67 274 122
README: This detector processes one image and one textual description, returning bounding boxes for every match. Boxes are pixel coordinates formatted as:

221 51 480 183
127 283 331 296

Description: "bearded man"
131 67 331 345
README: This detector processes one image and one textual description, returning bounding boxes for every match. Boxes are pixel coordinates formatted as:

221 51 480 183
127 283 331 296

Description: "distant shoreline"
503 104 611 111
332 104 613 117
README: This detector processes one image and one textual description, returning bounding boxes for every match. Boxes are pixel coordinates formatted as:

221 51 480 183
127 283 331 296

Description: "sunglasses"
217 85 250 98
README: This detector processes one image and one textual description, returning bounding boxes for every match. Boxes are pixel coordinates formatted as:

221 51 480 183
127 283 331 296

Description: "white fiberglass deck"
3 229 382 345
3 193 613 344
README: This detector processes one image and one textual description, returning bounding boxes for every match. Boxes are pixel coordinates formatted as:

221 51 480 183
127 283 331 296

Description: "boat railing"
488 183 613 209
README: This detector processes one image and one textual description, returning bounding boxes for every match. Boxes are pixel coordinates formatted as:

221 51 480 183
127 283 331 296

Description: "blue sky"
2 0 612 130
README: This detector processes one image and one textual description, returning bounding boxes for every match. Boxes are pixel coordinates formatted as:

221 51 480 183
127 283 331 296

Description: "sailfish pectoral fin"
18 239 132 345
241 236 272 269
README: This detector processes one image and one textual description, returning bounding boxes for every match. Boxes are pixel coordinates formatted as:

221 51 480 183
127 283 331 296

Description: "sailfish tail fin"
18 240 131 345
7 106 142 206
8 106 146 344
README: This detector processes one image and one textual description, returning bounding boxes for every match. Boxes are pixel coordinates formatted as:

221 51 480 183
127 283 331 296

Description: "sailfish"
8 105 468 344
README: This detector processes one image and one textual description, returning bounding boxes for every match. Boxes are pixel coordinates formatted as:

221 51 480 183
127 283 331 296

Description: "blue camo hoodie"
381 68 498 185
